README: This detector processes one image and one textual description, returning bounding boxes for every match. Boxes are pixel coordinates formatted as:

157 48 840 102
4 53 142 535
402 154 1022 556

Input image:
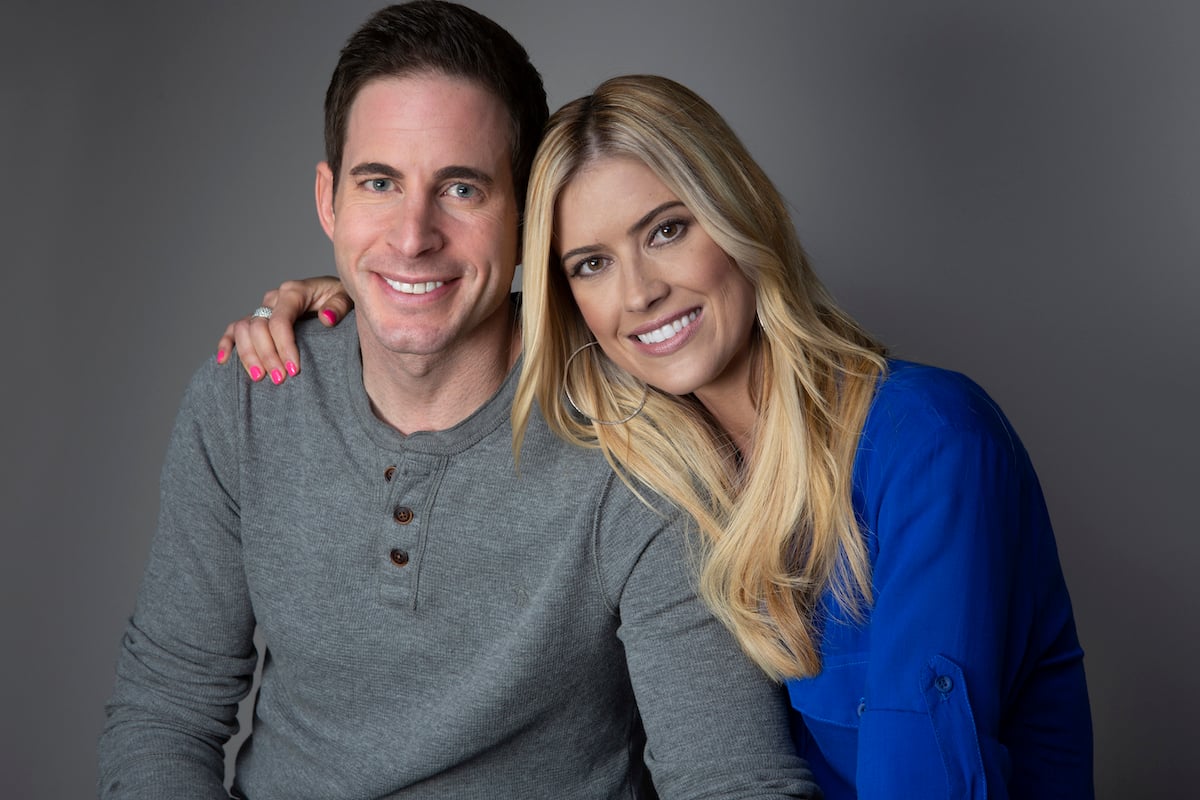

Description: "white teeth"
636 310 698 344
384 278 444 295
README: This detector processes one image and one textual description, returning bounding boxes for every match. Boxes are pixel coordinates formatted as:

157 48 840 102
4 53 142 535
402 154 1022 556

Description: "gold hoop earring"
562 341 648 426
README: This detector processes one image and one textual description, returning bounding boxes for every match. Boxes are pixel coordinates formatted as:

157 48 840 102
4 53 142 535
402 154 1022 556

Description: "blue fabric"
785 361 1093 799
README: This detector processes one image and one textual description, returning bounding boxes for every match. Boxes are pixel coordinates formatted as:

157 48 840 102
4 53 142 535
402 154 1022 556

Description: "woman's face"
554 157 758 402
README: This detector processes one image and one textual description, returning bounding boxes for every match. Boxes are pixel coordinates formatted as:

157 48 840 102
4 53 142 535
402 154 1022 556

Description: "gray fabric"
98 311 819 799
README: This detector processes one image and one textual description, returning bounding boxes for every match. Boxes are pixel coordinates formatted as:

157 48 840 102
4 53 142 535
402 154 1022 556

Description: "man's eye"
447 183 478 199
366 178 394 192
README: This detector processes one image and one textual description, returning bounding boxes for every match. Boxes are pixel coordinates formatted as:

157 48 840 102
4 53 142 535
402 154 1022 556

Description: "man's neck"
359 307 521 436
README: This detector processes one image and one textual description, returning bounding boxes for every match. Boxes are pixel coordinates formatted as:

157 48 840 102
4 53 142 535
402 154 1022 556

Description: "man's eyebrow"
434 165 494 187
345 163 495 188
348 162 402 180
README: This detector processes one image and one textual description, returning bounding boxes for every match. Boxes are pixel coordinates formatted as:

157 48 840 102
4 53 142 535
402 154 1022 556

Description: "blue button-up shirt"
786 361 1093 798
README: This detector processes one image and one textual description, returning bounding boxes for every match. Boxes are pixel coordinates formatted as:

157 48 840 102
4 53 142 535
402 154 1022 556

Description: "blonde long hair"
512 75 887 679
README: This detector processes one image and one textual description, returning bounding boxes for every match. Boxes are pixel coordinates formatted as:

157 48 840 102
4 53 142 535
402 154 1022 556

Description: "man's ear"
315 162 336 239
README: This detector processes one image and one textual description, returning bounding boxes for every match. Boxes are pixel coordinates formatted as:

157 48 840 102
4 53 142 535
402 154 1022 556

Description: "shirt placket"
379 452 443 608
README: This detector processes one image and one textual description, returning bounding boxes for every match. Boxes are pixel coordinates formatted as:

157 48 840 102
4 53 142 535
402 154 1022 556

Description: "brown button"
393 505 414 524
389 548 409 567
384 466 397 482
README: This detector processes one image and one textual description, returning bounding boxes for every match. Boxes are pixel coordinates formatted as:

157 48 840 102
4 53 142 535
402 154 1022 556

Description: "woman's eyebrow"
628 201 684 237
559 201 687 267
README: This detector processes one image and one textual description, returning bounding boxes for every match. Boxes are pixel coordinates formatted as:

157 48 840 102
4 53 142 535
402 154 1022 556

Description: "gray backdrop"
3 1 1196 796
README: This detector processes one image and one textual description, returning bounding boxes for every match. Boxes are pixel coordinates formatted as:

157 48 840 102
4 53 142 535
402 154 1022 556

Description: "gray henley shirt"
98 310 818 799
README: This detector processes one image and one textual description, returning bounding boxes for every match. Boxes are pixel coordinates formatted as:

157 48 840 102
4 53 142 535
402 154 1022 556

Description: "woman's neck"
692 338 762 459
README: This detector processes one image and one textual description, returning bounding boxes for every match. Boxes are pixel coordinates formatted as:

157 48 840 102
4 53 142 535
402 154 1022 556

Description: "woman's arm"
216 276 352 383
853 366 1091 797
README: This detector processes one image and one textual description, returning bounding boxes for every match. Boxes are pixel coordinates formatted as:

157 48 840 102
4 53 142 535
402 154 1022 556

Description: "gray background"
3 0 1195 796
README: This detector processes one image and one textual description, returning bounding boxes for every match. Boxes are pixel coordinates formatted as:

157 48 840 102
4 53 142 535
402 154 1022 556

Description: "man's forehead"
343 74 513 166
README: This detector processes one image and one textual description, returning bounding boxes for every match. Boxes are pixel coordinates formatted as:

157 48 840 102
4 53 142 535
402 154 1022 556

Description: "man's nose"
388 195 443 258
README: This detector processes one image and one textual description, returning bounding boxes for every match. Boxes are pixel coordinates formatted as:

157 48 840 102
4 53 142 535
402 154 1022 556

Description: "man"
98 3 818 798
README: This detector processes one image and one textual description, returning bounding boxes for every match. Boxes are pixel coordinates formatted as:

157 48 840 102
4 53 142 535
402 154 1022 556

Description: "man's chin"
357 320 457 360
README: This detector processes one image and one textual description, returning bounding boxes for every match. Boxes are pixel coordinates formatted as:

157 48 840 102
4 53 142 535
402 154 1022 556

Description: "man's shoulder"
175 314 355 431
294 312 356 358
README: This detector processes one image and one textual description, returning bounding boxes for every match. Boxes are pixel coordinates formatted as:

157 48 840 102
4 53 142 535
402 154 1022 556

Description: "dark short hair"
324 1 548 211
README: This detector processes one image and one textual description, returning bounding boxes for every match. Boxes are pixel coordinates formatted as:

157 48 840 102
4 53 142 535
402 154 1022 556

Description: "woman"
220 75 1092 798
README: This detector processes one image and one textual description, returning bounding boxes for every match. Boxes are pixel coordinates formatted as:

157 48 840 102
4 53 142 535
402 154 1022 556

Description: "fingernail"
249 366 263 382
286 361 298 377
321 309 338 325
271 369 284 385
216 349 226 364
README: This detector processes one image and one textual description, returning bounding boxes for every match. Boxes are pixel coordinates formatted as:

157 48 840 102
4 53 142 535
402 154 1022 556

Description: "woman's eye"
651 220 686 245
572 256 608 277
447 183 478 199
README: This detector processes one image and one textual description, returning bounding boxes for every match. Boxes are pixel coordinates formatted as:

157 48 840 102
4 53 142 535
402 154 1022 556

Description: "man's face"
316 74 520 365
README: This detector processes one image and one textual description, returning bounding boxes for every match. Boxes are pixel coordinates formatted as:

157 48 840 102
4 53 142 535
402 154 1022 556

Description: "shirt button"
389 548 410 567
856 698 866 717
935 675 954 694
384 466 397 482
393 506 414 524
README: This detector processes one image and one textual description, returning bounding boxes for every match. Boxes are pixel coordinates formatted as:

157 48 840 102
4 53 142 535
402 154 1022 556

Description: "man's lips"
383 277 446 295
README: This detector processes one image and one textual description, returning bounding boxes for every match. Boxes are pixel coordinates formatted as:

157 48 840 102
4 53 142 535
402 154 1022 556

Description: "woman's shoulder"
870 359 1011 437
859 359 1023 469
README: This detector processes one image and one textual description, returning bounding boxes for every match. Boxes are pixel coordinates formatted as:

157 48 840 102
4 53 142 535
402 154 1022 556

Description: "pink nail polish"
249 366 263 382
286 361 298 377
216 349 226 364
321 309 338 325
271 369 284 385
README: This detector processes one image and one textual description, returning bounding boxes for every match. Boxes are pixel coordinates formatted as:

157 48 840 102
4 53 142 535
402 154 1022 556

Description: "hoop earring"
562 341 648 426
